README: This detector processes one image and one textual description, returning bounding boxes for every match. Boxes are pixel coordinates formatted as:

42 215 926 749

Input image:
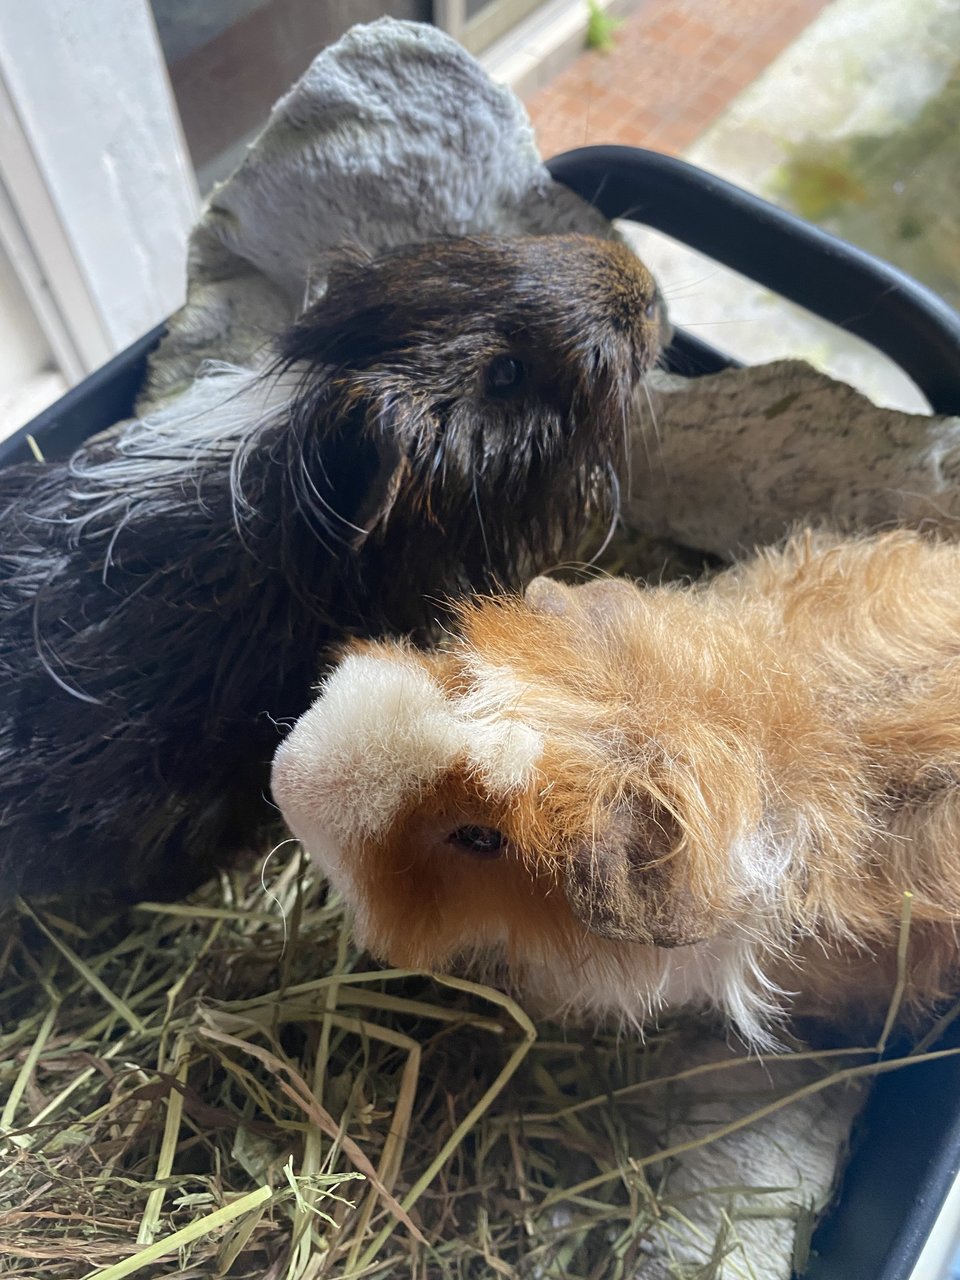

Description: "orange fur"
272 529 960 1041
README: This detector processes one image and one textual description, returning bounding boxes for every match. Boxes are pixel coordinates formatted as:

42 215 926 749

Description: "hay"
0 850 953 1279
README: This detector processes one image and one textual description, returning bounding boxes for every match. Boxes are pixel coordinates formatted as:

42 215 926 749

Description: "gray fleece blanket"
134 17 959 1276
139 17 612 409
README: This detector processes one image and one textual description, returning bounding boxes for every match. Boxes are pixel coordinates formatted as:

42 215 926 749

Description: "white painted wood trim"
0 80 108 381
0 0 199 381
434 0 468 41
481 0 637 95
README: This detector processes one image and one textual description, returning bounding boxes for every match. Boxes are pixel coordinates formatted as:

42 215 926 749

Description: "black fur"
0 234 664 900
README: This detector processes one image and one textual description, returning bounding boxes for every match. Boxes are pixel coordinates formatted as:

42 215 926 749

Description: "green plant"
585 0 624 54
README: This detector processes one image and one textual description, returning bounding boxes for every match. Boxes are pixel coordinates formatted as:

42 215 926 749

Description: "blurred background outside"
0 0 956 440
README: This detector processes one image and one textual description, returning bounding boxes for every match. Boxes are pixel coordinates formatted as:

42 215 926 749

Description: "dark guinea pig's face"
276 234 666 586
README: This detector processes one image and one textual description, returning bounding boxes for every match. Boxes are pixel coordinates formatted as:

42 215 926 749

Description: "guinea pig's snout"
631 288 670 366
594 241 670 365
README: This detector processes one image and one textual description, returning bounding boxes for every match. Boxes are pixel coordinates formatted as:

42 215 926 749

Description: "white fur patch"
463 719 544 792
68 362 307 549
459 656 609 753
728 820 796 905
271 651 544 879
520 932 785 1049
272 654 465 858
78 363 301 487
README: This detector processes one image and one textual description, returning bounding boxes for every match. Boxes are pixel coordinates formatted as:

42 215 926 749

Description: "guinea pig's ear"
283 245 394 369
563 801 709 948
345 402 413 544
526 575 640 625
282 382 412 552
524 576 575 617
276 248 438 550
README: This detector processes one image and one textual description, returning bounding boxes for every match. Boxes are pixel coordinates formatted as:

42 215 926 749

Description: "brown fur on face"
272 529 960 1041
349 769 579 971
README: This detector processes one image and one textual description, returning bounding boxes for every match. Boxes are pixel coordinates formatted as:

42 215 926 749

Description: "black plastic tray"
5 145 960 1280
548 145 960 417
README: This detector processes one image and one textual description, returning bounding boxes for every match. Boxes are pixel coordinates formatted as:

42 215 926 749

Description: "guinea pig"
271 528 960 1046
0 233 665 902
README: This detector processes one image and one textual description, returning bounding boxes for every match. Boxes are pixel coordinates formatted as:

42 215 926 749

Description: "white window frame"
0 0 199 386
435 0 548 55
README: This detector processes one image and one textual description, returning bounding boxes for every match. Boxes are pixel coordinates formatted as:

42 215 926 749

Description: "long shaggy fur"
0 234 664 900
272 528 960 1045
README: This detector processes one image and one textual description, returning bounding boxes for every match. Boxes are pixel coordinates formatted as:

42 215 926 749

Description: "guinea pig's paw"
270 648 468 875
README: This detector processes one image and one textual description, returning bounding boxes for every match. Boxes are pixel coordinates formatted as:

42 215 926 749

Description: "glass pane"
462 0 544 52
685 0 960 316
150 0 432 193
524 0 959 411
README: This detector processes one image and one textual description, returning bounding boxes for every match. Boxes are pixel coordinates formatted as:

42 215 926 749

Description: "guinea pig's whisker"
259 836 302 955
472 472 491 569
293 451 364 543
659 275 723 301
31 596 102 706
582 172 612 215
620 395 633 504
640 374 662 454
587 466 621 567
610 202 648 224
638 375 671 489
280 424 345 537
678 319 756 331
633 395 658 477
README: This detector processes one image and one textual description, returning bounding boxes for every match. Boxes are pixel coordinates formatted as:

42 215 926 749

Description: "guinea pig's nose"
445 825 506 859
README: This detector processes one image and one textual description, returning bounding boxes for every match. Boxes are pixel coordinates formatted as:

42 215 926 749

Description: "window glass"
149 0 431 192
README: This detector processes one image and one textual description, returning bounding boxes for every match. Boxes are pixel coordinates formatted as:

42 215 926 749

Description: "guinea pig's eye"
483 356 526 399
644 299 659 320
447 825 506 859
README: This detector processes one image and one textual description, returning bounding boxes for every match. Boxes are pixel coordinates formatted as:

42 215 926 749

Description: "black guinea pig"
0 233 666 902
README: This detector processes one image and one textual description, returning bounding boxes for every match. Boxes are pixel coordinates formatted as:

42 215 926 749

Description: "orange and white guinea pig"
271 529 960 1046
